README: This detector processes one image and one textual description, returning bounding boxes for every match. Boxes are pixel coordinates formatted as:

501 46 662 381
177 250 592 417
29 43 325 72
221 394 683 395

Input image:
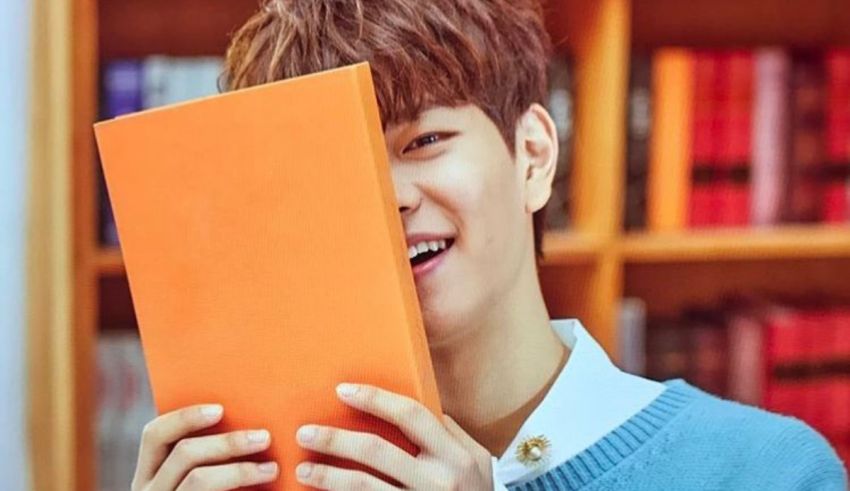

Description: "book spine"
545 56 575 230
648 49 695 231
687 316 728 396
727 312 765 406
834 310 850 442
645 319 690 382
624 55 651 231
785 52 826 223
824 49 850 223
101 60 144 247
689 50 717 228
729 50 754 226
751 48 790 226
617 297 648 375
714 50 753 227
102 60 143 118
354 66 443 418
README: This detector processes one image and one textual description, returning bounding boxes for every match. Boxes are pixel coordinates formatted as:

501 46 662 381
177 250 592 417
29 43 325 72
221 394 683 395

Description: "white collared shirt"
490 319 666 489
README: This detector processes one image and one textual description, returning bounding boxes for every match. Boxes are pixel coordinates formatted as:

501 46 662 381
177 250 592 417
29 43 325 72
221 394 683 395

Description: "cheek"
449 165 520 250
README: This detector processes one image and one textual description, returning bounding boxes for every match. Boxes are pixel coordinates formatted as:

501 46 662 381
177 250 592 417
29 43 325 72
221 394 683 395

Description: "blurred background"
4 0 850 489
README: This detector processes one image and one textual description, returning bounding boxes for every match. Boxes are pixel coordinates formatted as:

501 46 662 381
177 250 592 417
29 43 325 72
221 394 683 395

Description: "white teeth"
408 239 451 261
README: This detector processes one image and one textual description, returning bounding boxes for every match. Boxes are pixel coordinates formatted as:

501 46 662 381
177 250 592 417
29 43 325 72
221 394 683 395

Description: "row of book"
98 56 224 247
96 55 578 246
619 297 850 467
626 47 850 230
98 296 850 484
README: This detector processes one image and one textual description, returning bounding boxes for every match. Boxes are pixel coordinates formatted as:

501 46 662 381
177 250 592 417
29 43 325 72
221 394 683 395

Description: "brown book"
785 51 826 223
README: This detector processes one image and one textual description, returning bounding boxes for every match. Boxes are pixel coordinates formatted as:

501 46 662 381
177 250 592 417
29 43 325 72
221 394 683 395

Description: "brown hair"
223 0 552 259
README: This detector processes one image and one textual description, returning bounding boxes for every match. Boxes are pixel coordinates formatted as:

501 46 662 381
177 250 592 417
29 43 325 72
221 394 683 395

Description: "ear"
515 103 559 214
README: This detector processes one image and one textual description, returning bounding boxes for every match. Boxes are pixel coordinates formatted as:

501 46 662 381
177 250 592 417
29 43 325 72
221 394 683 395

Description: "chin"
418 299 478 350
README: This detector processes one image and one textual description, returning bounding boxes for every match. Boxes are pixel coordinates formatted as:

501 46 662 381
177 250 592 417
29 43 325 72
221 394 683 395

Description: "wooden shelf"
99 0 259 58
632 0 850 49
541 231 605 264
620 225 850 263
52 0 850 489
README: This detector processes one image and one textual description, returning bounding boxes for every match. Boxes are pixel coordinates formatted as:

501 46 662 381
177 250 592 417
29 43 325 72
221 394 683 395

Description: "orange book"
94 62 442 490
647 48 695 231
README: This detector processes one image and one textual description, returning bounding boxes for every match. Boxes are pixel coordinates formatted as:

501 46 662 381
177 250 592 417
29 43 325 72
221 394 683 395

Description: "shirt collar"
492 318 666 485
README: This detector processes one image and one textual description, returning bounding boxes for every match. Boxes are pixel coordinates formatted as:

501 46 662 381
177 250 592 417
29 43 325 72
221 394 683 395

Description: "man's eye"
403 133 443 153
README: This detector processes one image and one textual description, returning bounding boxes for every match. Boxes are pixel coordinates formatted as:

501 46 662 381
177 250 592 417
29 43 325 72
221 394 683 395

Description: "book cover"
94 62 442 490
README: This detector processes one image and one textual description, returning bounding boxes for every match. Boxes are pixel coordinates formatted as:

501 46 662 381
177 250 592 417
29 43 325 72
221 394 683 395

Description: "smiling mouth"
408 238 455 267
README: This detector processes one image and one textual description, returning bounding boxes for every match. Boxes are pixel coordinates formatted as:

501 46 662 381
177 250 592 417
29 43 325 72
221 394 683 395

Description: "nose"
391 165 421 216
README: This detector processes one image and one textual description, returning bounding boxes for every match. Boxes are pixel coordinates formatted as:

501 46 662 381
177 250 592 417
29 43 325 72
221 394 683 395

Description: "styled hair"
222 0 552 258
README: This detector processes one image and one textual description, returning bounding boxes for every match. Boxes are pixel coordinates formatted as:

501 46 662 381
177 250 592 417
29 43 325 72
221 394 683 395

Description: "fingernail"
297 425 317 443
247 429 270 443
201 404 223 419
336 383 359 398
258 462 278 474
296 462 312 479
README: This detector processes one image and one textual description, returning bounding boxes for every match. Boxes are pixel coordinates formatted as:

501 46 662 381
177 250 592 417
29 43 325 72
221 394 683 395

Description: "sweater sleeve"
753 418 848 491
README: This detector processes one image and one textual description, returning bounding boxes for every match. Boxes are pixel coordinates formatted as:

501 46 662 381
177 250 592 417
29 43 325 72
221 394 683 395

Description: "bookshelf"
43 0 850 489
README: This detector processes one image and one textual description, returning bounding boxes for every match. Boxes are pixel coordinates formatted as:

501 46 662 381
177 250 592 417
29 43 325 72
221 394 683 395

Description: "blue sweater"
508 379 848 490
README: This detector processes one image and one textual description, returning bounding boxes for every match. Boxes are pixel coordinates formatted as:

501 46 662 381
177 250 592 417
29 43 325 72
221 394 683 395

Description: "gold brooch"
515 434 552 468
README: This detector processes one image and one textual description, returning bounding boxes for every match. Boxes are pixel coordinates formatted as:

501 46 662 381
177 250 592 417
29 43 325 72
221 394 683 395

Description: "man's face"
383 104 532 347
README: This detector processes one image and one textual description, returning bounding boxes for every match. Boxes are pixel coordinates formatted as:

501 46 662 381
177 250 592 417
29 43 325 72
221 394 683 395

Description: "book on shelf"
97 330 156 491
751 48 790 227
646 48 693 232
626 47 850 232
617 297 648 375
688 50 718 228
93 62 442 490
98 56 224 248
544 55 575 231
786 50 826 224
624 55 652 231
643 298 850 467
824 49 850 223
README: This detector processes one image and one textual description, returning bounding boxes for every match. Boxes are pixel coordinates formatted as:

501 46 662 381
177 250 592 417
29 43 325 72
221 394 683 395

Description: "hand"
294 383 494 490
130 404 280 490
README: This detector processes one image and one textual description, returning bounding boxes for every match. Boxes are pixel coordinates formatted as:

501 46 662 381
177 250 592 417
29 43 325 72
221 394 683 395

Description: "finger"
294 462 398 491
175 461 279 491
443 414 488 458
442 414 493 473
133 404 224 485
296 425 416 485
149 429 272 490
336 383 456 456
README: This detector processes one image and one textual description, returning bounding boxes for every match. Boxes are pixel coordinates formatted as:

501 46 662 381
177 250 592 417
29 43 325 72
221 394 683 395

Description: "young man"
131 1 848 489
